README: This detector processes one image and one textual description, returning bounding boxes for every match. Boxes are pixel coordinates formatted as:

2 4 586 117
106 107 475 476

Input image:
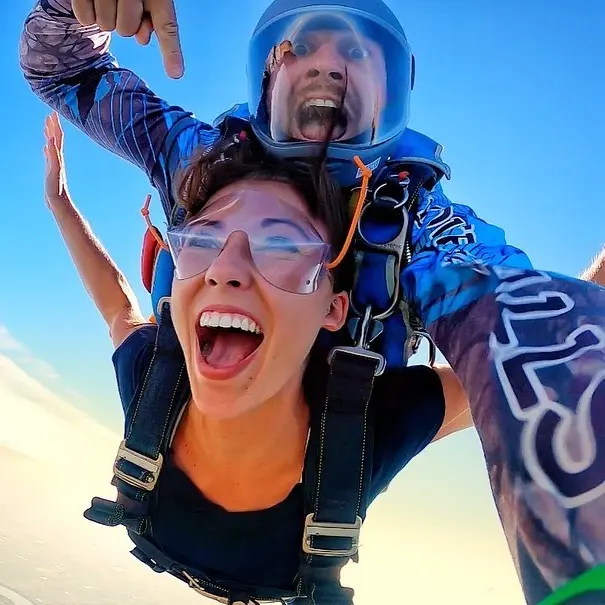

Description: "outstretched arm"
579 245 605 285
44 112 147 347
432 365 472 442
427 235 605 445
21 0 218 215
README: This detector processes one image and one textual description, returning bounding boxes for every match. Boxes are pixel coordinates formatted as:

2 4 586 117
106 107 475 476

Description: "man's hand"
72 0 184 78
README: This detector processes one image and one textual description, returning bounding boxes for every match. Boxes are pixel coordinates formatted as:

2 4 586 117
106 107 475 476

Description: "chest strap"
298 340 381 604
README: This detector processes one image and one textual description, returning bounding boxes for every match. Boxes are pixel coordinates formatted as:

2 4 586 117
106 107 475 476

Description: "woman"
44 113 467 603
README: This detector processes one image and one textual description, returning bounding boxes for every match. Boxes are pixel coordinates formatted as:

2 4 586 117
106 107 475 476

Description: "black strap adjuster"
302 513 362 557
113 440 163 491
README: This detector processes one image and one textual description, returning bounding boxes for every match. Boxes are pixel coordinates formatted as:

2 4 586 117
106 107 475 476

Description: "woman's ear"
322 291 349 332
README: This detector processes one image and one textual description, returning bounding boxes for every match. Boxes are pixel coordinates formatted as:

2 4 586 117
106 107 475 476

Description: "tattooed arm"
19 0 219 214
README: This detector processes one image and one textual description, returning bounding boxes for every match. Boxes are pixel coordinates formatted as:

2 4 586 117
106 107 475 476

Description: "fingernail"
169 60 184 79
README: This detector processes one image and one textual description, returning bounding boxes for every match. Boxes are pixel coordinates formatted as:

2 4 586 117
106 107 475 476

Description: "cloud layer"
0 323 117 468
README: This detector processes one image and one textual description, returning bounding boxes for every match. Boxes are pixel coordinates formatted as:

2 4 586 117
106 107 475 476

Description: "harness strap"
350 163 438 367
84 303 188 534
84 304 376 604
299 347 380 604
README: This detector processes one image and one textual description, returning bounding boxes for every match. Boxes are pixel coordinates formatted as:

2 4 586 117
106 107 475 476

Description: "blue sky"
0 1 603 601
2 0 604 426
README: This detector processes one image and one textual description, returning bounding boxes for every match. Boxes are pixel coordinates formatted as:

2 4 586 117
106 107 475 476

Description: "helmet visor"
248 7 412 148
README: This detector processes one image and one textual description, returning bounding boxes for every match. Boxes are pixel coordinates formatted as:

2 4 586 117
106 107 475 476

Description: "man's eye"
347 45 369 60
293 41 312 56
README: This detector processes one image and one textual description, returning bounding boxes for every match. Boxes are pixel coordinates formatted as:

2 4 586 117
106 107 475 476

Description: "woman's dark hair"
175 132 354 292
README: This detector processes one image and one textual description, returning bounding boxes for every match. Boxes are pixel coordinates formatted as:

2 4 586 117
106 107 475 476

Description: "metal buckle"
113 440 163 491
182 571 283 604
329 306 386 376
182 571 229 603
302 513 362 557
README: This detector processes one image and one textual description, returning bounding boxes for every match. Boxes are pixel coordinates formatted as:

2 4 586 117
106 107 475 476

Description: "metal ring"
372 182 409 209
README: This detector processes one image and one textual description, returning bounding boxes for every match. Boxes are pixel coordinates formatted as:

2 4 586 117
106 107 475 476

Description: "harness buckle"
113 440 163 491
302 513 362 557
329 306 386 376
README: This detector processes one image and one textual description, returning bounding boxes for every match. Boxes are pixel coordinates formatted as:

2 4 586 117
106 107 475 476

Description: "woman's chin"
187 344 262 417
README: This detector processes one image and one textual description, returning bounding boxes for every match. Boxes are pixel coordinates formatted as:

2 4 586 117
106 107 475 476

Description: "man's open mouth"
196 312 264 370
296 98 348 141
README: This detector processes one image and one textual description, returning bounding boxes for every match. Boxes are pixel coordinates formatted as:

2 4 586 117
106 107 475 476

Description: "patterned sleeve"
19 0 220 215
403 182 534 326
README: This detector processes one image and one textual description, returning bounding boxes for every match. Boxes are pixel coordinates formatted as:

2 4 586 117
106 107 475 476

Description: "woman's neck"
173 380 310 510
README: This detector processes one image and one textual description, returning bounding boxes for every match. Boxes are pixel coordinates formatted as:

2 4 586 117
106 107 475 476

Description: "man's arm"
432 365 472 442
424 227 604 444
44 113 146 348
20 0 218 215
404 182 534 326
579 245 605 285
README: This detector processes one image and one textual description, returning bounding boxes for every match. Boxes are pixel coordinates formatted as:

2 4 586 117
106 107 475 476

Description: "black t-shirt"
112 325 445 589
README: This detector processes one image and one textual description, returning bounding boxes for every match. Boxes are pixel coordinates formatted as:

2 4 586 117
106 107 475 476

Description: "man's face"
267 29 387 142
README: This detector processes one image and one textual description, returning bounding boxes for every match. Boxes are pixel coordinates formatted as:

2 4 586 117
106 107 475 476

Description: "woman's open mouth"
196 311 265 373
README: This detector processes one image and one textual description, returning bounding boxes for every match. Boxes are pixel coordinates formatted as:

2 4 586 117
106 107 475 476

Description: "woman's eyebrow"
260 217 310 240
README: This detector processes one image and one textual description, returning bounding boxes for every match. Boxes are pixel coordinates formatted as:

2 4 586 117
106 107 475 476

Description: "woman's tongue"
201 330 261 369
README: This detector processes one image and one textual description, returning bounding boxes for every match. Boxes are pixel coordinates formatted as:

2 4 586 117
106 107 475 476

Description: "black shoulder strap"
84 302 189 535
299 345 382 604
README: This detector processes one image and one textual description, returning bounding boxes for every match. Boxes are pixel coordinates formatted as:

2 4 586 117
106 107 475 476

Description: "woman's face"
170 179 348 419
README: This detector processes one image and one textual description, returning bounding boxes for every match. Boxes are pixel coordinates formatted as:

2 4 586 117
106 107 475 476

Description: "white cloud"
0 323 62 382
0 324 118 468
0 324 25 351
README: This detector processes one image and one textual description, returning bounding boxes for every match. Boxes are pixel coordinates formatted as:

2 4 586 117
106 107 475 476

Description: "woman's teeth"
199 311 262 334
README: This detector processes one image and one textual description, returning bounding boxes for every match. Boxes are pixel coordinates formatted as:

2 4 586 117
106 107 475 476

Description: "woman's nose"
204 232 254 289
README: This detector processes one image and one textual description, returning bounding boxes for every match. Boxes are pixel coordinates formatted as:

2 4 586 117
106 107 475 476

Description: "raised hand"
71 0 184 78
43 112 71 209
